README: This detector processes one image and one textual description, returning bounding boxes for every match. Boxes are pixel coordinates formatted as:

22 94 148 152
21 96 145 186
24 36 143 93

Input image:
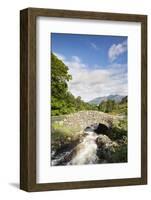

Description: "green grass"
110 143 127 163
110 119 127 140
109 103 127 116
110 119 127 162
51 122 82 151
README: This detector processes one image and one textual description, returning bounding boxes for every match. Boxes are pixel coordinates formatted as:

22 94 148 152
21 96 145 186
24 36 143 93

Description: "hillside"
89 95 124 105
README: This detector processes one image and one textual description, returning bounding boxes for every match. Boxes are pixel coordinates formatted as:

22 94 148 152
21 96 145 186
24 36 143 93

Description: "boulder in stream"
96 134 119 163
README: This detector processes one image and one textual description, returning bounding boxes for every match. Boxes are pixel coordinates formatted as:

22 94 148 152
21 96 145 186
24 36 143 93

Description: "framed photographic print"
20 8 147 191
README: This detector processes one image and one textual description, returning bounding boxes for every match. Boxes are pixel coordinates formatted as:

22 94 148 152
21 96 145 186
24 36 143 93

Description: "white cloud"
59 55 128 102
71 56 81 63
90 42 99 50
54 52 66 61
108 40 127 62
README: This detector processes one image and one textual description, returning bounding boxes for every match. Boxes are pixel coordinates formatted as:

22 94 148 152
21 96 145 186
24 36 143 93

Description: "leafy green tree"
51 53 72 115
98 100 116 113
51 53 71 98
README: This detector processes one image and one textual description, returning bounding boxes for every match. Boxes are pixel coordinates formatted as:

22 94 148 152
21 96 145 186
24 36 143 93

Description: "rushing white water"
51 131 99 166
51 122 124 166
51 123 110 166
69 132 99 165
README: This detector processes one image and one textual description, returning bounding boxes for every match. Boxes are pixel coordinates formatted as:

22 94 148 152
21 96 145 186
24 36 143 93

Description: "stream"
51 123 111 166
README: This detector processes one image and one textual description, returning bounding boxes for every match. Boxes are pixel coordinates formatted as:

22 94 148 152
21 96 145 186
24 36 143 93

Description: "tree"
51 53 71 98
98 100 116 113
51 53 72 115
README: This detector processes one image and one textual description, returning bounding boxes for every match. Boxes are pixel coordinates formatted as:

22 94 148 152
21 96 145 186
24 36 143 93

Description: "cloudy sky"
51 33 128 102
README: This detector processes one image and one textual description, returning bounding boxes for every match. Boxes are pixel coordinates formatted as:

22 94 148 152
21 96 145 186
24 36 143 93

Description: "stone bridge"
52 111 123 131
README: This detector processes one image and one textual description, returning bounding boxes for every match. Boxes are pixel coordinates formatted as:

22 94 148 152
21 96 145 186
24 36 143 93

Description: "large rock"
96 134 112 147
96 134 119 162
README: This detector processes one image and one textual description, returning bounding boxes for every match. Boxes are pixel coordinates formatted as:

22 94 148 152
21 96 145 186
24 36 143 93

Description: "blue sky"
51 33 128 101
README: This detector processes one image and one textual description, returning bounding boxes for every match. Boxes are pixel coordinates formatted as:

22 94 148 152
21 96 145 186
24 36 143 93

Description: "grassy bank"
51 122 83 152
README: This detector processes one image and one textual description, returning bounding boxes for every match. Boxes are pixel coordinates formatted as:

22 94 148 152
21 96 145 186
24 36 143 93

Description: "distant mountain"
88 95 124 105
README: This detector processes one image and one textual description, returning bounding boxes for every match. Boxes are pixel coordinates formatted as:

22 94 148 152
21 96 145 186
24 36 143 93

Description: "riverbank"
51 111 127 165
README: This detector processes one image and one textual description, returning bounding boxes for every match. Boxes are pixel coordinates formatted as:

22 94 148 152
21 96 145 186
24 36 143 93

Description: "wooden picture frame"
20 7 147 192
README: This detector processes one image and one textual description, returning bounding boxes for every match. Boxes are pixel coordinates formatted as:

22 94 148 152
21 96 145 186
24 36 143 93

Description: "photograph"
20 7 147 191
51 33 128 166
